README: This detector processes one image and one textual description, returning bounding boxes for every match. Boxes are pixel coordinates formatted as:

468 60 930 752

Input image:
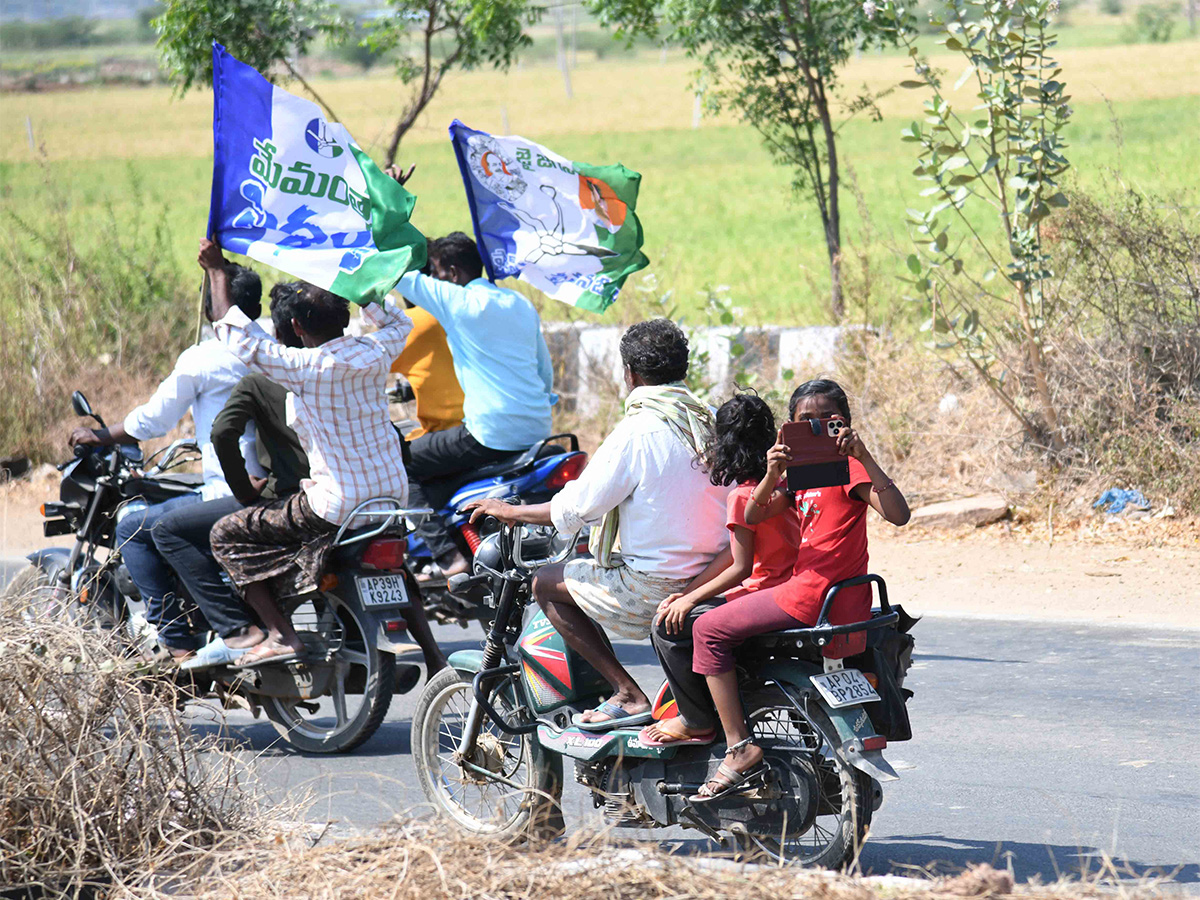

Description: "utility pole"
554 5 573 98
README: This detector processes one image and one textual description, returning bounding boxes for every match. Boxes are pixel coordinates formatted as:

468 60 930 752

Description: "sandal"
571 700 652 732
689 738 767 803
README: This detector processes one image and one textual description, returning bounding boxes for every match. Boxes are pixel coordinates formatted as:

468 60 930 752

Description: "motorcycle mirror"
71 391 93 418
71 390 105 427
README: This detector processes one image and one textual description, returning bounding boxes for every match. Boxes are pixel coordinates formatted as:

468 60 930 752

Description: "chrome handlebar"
512 525 580 570
145 439 201 475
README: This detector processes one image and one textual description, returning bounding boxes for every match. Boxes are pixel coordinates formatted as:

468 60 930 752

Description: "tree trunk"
828 246 844 321
1015 283 1064 450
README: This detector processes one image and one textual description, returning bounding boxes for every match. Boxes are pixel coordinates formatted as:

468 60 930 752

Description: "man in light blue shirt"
395 231 557 577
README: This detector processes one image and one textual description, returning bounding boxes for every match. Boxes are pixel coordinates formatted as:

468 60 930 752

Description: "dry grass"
0 591 260 899
109 821 1180 900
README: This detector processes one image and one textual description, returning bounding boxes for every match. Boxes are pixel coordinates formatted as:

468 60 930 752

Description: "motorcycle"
3 390 434 753
411 522 917 867
405 433 589 626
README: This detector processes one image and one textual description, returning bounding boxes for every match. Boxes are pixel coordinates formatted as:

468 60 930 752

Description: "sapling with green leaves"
874 0 1071 450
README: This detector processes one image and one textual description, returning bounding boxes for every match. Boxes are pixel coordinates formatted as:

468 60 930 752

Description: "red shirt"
773 458 872 655
725 481 801 601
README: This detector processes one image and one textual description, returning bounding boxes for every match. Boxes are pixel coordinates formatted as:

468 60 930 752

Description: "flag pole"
196 270 208 344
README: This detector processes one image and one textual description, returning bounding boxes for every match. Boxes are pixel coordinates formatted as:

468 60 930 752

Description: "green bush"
1129 1 1179 41
0 170 193 462
1099 0 1123 15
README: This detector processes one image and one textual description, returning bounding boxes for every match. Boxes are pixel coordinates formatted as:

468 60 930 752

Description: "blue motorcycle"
405 433 588 626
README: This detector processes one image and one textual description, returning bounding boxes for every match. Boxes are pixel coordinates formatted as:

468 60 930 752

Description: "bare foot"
642 718 714 744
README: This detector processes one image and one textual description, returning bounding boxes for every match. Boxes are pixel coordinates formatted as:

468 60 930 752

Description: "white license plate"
810 669 880 708
355 573 411 607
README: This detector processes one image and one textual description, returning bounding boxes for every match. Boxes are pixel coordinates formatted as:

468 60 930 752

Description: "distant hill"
1 0 158 22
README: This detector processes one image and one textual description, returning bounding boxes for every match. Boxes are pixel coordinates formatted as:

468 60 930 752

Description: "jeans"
405 425 515 562
152 495 253 639
114 492 204 650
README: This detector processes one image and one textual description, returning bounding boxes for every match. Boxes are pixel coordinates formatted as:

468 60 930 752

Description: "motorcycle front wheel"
261 591 394 753
413 666 561 837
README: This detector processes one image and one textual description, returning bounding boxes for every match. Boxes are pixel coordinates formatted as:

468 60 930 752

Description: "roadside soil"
3 473 1196 629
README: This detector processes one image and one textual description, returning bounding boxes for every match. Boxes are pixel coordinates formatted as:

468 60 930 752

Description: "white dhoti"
562 557 690 640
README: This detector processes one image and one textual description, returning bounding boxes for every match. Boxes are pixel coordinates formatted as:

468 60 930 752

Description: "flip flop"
689 761 768 804
637 724 717 748
232 647 301 669
571 701 653 732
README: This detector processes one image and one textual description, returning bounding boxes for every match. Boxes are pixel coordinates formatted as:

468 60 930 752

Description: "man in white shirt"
466 319 730 731
69 263 266 659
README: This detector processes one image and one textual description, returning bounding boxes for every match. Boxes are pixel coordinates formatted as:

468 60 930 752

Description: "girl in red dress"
645 380 911 801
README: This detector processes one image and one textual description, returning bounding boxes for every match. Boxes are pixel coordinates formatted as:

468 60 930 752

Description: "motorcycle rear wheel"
261 592 393 753
732 696 873 869
413 666 560 837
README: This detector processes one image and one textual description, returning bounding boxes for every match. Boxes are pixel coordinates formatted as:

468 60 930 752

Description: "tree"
589 0 915 320
364 0 541 165
154 0 538 167
154 0 334 96
878 0 1071 450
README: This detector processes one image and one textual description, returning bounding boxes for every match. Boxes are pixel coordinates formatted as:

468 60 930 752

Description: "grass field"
2 36 1198 323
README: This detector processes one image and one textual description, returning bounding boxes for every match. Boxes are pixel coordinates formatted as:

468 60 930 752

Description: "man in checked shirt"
197 239 416 668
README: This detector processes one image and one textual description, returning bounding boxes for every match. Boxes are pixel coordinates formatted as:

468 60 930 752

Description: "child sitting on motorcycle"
645 379 910 803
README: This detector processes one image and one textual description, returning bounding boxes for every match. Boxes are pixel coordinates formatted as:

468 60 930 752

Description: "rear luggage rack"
333 498 435 548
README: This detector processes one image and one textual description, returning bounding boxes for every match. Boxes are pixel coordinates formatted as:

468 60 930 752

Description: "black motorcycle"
3 390 435 753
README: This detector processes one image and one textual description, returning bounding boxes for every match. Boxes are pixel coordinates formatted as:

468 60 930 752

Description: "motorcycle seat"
440 443 566 496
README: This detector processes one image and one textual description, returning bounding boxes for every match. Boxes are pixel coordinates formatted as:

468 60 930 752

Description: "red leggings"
691 587 807 675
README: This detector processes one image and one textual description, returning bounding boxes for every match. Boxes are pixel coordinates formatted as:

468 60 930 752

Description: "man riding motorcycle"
67 262 266 661
198 239 421 669
393 218 558 583
466 318 730 731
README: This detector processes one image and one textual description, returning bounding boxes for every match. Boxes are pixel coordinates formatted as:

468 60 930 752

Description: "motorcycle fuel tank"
516 609 609 714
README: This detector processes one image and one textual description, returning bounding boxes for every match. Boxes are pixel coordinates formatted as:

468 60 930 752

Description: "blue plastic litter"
1093 488 1151 515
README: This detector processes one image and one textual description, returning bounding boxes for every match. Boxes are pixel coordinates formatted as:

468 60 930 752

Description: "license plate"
355 573 411 608
810 669 880 708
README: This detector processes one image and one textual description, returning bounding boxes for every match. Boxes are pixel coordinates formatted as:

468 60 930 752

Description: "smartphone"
780 417 849 491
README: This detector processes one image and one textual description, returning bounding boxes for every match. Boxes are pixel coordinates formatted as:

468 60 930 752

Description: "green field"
3 36 1199 325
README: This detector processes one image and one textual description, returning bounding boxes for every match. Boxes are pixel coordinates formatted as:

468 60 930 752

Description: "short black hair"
268 282 304 348
704 391 776 487
292 283 350 341
788 378 852 424
205 263 262 322
429 232 484 282
619 319 690 385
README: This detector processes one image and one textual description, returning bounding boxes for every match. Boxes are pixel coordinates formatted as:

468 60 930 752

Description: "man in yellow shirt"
390 305 465 439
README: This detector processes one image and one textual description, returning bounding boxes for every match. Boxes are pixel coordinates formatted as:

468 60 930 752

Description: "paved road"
4 558 1198 886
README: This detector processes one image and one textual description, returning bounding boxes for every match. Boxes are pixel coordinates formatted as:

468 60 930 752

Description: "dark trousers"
650 601 725 733
151 495 253 639
405 425 513 562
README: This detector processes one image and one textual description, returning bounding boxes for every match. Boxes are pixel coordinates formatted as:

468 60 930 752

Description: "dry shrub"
836 332 1028 508
0 592 258 898
117 822 1173 900
0 160 195 464
1045 185 1200 510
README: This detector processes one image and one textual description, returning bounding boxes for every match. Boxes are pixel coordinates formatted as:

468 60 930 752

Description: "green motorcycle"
412 522 916 868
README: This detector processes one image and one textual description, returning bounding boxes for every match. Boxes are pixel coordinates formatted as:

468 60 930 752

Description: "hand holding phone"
780 417 851 491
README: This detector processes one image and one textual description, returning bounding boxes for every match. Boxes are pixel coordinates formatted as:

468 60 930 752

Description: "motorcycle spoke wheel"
414 667 536 836
261 592 393 753
734 702 872 869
